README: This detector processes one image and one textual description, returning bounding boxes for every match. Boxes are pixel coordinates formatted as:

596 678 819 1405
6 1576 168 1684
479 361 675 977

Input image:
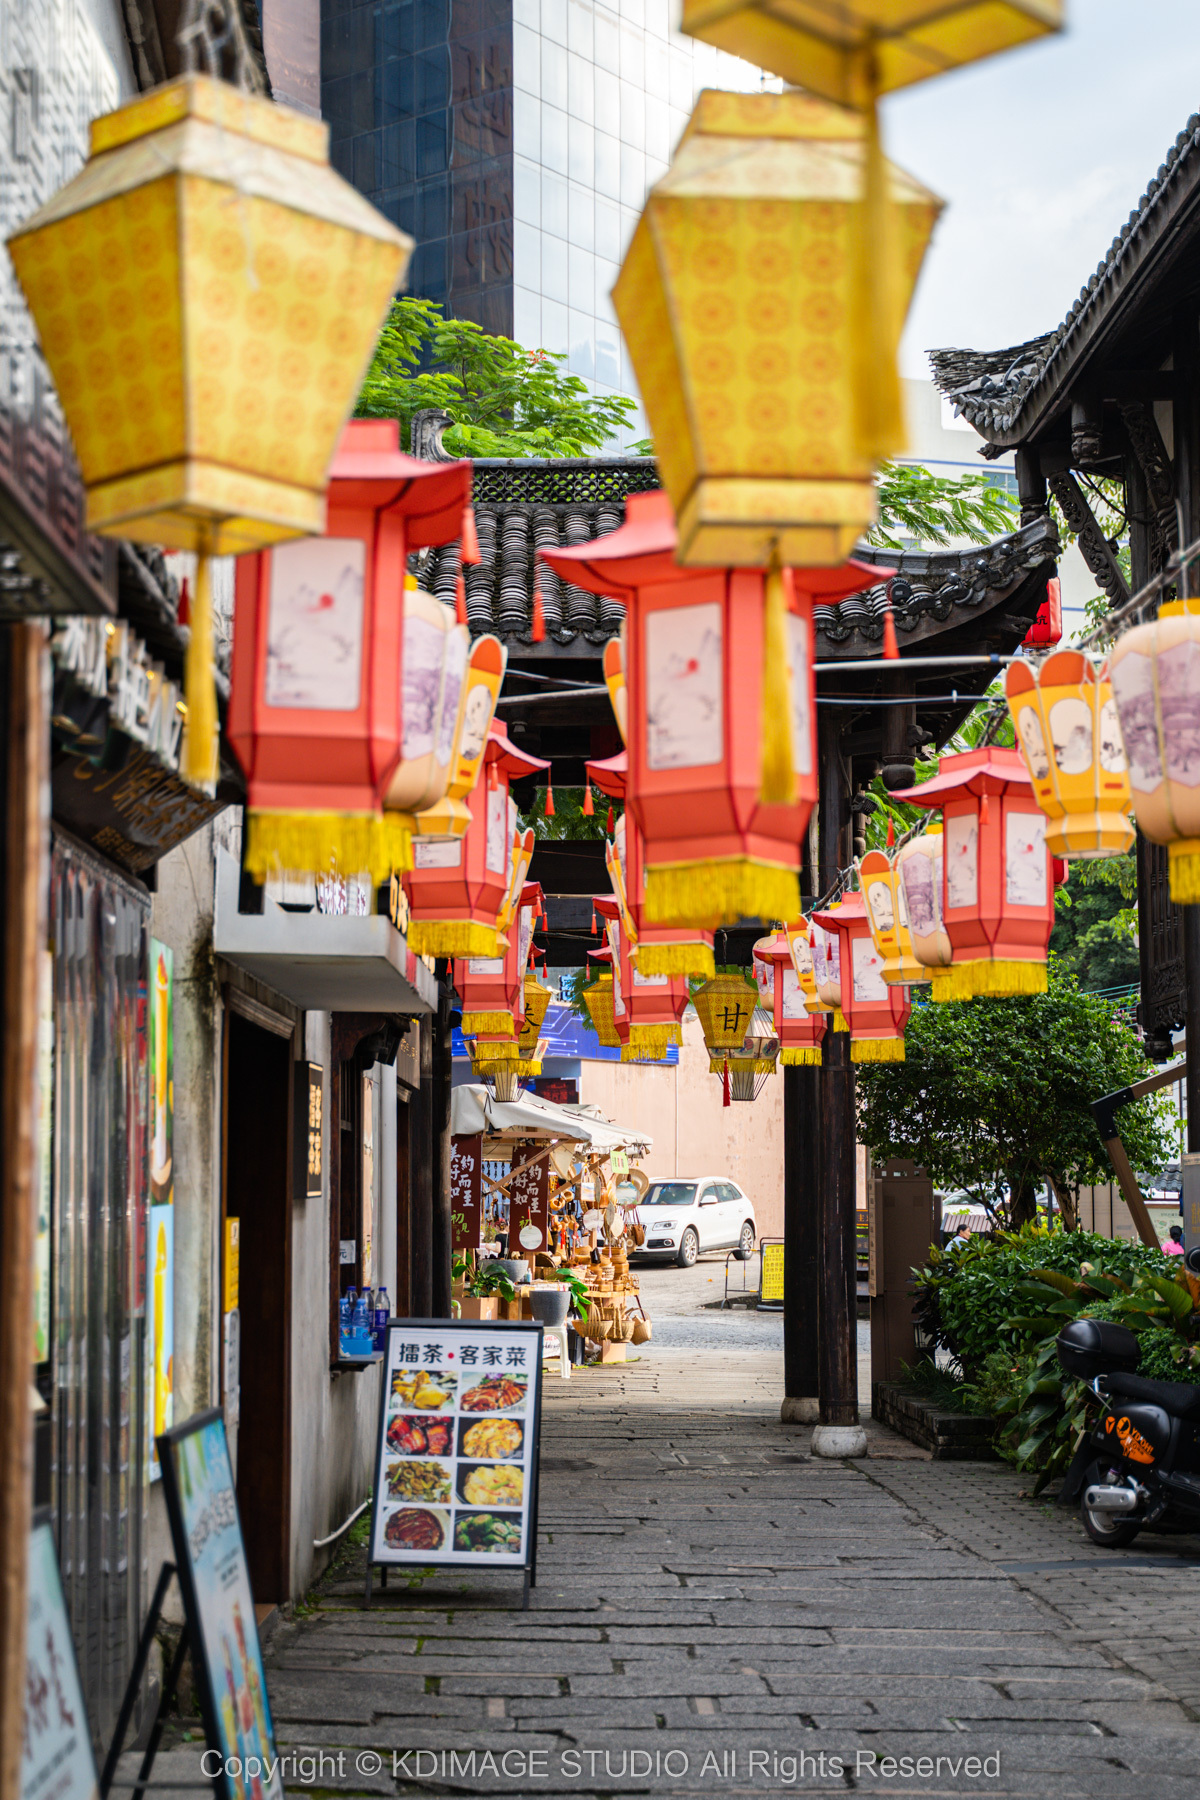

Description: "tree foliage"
856 960 1175 1228
869 463 1019 551
1050 855 1139 991
355 298 639 457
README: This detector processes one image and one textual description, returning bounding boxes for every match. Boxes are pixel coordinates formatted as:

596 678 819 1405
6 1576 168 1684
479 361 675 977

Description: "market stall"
450 1085 653 1363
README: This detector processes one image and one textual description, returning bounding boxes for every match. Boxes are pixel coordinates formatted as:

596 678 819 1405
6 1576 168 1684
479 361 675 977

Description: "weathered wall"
578 1010 786 1239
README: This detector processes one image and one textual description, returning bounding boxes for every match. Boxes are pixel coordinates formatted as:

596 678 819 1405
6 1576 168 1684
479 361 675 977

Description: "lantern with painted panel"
458 880 544 1061
814 891 910 1061
385 580 469 818
754 929 826 1066
543 490 832 930
587 749 716 978
8 72 413 789
230 420 472 882
1005 651 1134 860
895 822 955 999
809 914 845 1028
412 635 507 841
893 748 1055 998
404 720 547 957
611 91 940 566
609 896 692 1063
856 849 925 986
1105 603 1200 903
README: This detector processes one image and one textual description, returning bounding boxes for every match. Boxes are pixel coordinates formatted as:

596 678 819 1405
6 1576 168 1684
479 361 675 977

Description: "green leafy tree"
870 463 1019 550
356 298 637 456
1050 854 1139 991
856 960 1174 1229
519 786 620 842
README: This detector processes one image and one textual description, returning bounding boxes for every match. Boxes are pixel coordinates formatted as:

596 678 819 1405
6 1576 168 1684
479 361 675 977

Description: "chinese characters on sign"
507 1143 548 1250
369 1322 543 1573
293 1063 324 1200
451 1134 482 1251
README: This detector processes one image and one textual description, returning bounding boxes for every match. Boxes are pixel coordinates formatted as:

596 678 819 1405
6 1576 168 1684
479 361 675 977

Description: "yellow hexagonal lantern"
857 848 926 985
8 73 411 789
612 91 940 566
1005 650 1134 860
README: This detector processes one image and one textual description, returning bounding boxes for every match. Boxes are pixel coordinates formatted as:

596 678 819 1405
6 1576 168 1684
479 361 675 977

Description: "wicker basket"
631 1318 652 1344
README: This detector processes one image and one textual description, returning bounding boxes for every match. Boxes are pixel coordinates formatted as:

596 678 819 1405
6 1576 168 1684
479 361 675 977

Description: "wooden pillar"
409 1012 434 1316
0 623 48 1796
817 710 859 1428
1174 307 1200 1152
430 974 453 1318
782 1062 821 1418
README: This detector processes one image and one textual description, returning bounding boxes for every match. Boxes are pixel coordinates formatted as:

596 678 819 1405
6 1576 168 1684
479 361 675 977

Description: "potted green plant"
455 1258 517 1320
528 1267 588 1330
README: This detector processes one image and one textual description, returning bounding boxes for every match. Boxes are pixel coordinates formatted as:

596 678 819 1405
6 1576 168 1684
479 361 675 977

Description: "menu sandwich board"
368 1320 543 1594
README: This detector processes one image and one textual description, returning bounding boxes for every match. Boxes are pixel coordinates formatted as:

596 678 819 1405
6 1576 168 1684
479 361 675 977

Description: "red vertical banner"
450 1134 482 1252
508 1141 549 1251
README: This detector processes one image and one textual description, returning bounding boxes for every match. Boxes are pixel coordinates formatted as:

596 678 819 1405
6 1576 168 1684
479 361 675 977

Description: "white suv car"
632 1178 756 1267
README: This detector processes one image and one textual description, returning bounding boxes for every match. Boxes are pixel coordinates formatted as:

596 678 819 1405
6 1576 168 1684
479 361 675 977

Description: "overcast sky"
888 0 1200 377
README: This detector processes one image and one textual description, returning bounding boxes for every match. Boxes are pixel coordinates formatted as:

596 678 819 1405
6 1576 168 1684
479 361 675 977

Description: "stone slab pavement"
144 1341 1200 1800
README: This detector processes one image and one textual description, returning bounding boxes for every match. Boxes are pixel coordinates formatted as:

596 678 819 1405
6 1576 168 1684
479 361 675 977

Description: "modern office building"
321 0 771 444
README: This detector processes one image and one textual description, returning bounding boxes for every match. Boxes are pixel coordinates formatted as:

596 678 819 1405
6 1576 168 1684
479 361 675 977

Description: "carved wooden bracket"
1047 469 1130 607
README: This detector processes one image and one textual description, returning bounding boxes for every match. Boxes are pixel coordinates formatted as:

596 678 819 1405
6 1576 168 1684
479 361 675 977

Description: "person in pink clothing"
1164 1224 1185 1257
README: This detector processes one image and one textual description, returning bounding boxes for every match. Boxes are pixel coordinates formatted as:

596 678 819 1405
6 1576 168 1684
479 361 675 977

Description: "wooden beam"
1046 470 1131 607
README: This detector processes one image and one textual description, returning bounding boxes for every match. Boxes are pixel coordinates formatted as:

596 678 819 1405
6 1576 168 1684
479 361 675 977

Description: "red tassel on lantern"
545 781 555 817
531 577 546 643
606 804 615 836
591 902 599 933
722 1057 731 1108
459 504 481 565
882 605 899 660
886 814 895 848
583 782 594 816
455 573 467 625
178 576 190 627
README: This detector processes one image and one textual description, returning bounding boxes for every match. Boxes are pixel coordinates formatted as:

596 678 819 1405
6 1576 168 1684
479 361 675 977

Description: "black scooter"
1056 1318 1200 1546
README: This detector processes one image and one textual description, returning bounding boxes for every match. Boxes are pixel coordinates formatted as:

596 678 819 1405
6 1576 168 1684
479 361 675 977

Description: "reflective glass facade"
322 0 770 444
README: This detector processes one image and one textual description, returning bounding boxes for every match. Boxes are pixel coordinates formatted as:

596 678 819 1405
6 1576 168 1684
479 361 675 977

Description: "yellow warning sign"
760 1241 784 1304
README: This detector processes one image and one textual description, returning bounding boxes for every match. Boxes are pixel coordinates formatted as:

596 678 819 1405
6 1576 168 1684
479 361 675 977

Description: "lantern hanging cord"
1077 530 1200 650
817 691 1010 707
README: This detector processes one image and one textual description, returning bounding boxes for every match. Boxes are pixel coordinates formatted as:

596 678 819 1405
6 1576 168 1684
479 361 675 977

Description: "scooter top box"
1057 1318 1141 1381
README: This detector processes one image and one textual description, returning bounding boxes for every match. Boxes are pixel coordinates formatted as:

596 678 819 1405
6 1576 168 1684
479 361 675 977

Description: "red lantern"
586 749 715 978
546 492 890 929
813 893 910 1062
893 748 1055 998
230 419 471 882
456 879 544 1058
753 929 826 1066
595 895 689 1062
405 720 546 957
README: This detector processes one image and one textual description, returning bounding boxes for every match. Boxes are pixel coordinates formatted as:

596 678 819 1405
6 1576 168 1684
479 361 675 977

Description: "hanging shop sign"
158 1411 283 1799
22 1512 99 1800
451 1135 483 1252
508 1143 549 1249
367 1321 544 1601
893 747 1056 998
49 614 223 875
1005 650 1134 859
293 1062 324 1201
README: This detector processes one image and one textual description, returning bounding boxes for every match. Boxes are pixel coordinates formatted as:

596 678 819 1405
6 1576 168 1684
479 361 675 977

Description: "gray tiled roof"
929 109 1200 441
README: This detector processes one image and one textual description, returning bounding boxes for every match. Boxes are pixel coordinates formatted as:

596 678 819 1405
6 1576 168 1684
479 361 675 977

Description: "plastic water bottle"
352 1290 371 1339
373 1286 390 1350
339 1287 355 1333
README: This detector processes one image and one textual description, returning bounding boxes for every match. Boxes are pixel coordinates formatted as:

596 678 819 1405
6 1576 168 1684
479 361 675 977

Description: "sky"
887 0 1200 377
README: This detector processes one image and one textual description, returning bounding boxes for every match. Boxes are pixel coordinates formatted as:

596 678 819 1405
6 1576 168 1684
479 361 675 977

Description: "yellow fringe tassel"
244 810 413 885
708 1056 778 1077
636 941 716 979
644 857 800 930
407 919 498 957
460 1011 515 1035
1168 840 1200 904
931 965 973 1003
832 1007 848 1032
759 559 794 807
780 1046 822 1066
967 959 1048 999
181 546 218 792
851 1036 905 1064
474 1057 541 1078
470 1037 519 1060
621 1023 681 1061
848 86 906 466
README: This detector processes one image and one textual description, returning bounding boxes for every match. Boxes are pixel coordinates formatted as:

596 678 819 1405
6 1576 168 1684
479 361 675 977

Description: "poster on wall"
149 1205 174 1479
148 939 173 1480
368 1321 543 1584
22 1512 99 1800
158 1411 283 1800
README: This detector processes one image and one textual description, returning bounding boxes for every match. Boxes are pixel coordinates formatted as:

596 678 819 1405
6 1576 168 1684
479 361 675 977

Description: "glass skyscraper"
321 0 770 444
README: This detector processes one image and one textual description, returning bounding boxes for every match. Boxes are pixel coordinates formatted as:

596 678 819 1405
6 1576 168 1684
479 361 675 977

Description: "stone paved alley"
144 1271 1200 1798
